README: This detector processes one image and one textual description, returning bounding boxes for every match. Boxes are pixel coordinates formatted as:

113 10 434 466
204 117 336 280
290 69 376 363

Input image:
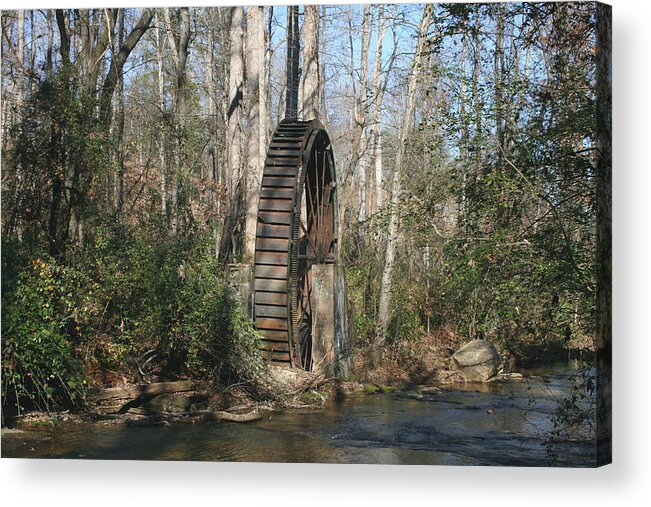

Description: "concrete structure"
226 263 254 319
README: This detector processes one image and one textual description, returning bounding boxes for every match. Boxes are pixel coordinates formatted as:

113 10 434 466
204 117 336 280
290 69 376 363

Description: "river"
1 363 596 466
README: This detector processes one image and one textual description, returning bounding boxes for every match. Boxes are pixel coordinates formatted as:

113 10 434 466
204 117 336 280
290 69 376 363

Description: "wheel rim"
254 119 337 369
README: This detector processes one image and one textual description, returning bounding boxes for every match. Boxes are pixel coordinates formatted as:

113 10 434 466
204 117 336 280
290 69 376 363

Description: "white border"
2 0 651 505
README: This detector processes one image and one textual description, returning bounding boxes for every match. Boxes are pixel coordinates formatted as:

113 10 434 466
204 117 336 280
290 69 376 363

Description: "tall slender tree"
99 9 154 124
154 11 168 220
368 4 391 214
244 6 265 261
163 7 191 234
220 6 244 261
300 5 320 121
374 4 433 365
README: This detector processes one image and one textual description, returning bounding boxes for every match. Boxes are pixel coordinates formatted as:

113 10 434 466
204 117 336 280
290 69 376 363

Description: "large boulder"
451 339 502 382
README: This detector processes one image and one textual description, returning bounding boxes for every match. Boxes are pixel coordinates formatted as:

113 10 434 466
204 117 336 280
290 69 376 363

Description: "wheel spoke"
318 147 327 250
305 166 317 248
299 219 318 254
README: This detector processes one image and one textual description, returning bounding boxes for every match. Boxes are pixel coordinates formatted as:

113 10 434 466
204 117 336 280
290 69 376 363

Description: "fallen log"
200 410 263 423
123 408 263 427
171 408 263 424
89 381 204 402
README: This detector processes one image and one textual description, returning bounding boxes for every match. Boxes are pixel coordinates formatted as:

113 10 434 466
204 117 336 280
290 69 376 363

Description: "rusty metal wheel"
253 119 337 369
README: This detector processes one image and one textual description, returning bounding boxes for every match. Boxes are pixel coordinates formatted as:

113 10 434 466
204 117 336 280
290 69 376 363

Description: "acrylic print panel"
0 1 611 467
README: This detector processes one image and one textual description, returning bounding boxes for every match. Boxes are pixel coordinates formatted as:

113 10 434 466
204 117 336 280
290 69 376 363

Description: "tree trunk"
458 21 468 227
206 12 217 206
244 6 265 261
55 10 71 66
227 5 245 186
263 7 272 143
373 4 433 366
595 1 612 466
472 5 482 178
16 10 25 113
260 7 269 166
14 11 26 239
285 6 300 119
112 9 126 218
28 10 35 91
300 5 320 120
78 10 93 93
45 10 54 77
494 3 506 160
220 6 244 262
163 7 191 235
100 8 154 126
369 4 389 214
319 5 329 125
54 9 82 248
357 4 371 222
154 11 168 221
352 5 371 222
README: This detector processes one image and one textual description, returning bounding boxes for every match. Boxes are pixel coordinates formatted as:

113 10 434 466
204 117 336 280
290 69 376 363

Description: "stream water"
1 363 596 466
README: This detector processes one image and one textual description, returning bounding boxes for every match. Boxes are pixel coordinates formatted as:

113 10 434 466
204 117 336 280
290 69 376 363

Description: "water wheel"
253 119 338 370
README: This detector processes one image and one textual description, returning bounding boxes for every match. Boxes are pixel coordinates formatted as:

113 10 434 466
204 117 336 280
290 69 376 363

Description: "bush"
1 220 270 416
174 253 266 386
2 256 90 413
386 272 427 345
77 222 267 386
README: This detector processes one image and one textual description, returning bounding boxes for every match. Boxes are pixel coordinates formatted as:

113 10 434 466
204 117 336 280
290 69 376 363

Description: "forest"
0 1 610 457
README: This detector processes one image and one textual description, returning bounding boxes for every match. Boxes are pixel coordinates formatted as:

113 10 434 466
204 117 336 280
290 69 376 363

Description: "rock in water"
451 339 502 382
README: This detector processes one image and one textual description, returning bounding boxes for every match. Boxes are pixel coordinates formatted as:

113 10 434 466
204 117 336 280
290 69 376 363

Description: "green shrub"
386 275 427 345
2 220 270 415
2 256 89 413
78 222 267 387
174 253 266 385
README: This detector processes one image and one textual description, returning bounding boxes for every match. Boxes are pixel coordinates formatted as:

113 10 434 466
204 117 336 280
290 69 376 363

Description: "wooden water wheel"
253 119 337 370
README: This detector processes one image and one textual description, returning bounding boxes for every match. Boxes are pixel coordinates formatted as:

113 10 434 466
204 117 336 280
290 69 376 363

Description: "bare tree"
368 4 392 214
260 8 269 167
154 11 168 220
374 4 433 366
458 14 468 224
163 7 191 234
300 5 320 120
99 9 154 124
493 2 506 160
352 5 371 221
16 10 25 112
244 6 265 260
262 7 272 141
319 5 329 125
471 5 482 179
220 6 245 261
112 9 125 217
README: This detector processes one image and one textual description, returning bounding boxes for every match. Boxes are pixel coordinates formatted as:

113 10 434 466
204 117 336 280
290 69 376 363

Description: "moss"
298 391 327 405
363 383 378 395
